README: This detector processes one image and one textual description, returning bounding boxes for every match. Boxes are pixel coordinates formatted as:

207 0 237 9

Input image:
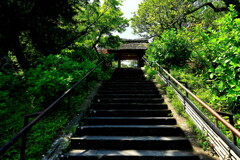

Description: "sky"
115 0 143 39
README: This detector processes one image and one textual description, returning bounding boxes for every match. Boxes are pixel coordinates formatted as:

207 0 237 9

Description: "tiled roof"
108 39 149 50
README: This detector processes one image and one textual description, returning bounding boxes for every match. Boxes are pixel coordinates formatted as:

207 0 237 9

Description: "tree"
131 0 194 37
59 0 128 62
131 0 240 38
0 0 80 70
75 0 128 57
0 0 128 70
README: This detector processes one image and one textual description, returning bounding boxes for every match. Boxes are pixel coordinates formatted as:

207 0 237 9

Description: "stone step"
111 75 146 78
103 80 153 85
70 136 192 150
101 83 155 87
90 103 168 110
83 117 176 125
103 81 153 84
61 149 200 160
110 76 146 81
76 125 184 136
99 86 158 91
60 68 199 160
112 72 144 74
93 98 164 103
98 90 160 94
87 109 172 117
112 72 144 75
109 78 145 80
95 94 162 98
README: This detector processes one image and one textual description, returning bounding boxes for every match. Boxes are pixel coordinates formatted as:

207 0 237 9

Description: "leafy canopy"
0 0 128 70
131 0 238 38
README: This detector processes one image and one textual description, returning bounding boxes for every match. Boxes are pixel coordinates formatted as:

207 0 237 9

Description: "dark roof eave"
108 48 147 51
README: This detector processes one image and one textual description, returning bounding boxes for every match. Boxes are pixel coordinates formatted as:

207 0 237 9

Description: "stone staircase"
61 68 200 160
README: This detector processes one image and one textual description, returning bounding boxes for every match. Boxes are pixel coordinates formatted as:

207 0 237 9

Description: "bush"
25 54 96 108
189 6 240 112
0 53 112 159
146 29 192 67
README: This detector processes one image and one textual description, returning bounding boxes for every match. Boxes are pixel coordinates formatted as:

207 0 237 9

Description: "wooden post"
137 56 141 68
118 57 121 68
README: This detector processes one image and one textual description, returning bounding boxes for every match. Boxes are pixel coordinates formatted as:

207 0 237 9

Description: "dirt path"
154 82 219 160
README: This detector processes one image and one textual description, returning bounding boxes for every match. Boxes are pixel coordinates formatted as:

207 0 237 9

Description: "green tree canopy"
131 0 240 38
0 0 128 70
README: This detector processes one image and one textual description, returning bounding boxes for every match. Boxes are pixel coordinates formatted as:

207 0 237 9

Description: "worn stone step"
101 83 155 87
112 71 144 74
103 81 154 84
103 81 153 84
70 136 192 150
87 109 172 117
99 86 158 91
93 98 164 103
76 125 184 136
90 103 168 110
83 117 176 125
95 94 162 98
61 149 200 160
108 79 147 82
112 72 144 75
111 73 144 76
110 78 146 81
111 75 146 77
98 90 159 94
60 68 200 160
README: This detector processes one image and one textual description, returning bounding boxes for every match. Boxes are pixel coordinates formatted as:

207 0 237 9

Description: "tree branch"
170 2 228 28
187 2 228 15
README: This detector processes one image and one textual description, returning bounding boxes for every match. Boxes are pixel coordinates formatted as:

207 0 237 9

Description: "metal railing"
0 61 105 160
143 58 240 160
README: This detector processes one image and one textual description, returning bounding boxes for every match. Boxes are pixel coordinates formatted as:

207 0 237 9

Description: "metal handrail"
144 58 240 138
143 58 240 159
0 60 104 158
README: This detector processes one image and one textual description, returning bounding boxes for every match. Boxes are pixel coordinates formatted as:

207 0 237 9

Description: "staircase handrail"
143 57 240 159
152 60 240 137
0 60 105 158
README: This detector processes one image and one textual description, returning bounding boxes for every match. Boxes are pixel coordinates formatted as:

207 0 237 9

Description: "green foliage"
0 52 112 159
25 54 96 108
182 6 240 112
131 0 228 38
146 29 192 67
206 7 240 112
0 0 79 69
0 0 128 70
70 0 128 51
131 0 194 37
141 1 240 151
145 6 240 113
0 0 124 159
144 65 157 80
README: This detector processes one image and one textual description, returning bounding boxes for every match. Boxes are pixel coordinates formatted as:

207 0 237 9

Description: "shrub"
146 29 192 67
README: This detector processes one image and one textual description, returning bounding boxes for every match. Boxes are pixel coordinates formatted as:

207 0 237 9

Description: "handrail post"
229 115 237 145
68 92 71 110
163 67 170 80
180 81 188 98
20 117 28 160
216 111 237 145
20 112 41 160
86 77 88 92
162 67 170 85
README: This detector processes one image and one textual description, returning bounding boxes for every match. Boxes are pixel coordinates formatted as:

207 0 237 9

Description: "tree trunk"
12 32 30 70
